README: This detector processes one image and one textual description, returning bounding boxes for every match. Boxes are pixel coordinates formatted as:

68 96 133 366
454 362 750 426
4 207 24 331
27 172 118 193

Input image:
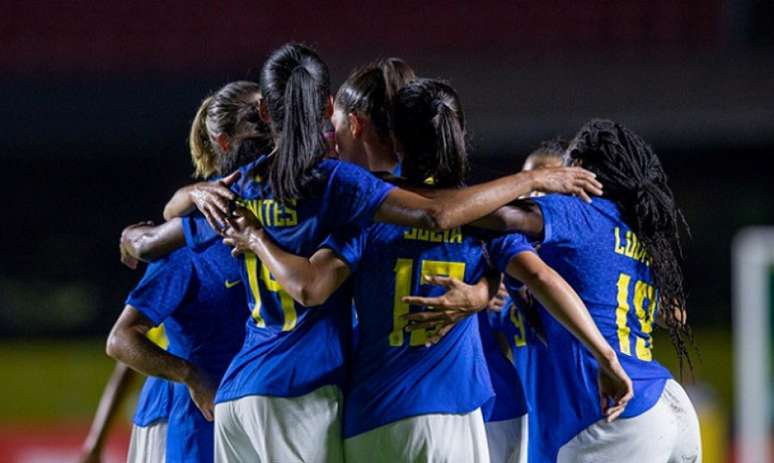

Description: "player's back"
215 155 394 402
526 194 673 460
324 223 494 438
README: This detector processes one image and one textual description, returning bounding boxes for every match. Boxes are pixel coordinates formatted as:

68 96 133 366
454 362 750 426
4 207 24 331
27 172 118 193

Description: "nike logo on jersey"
225 280 242 288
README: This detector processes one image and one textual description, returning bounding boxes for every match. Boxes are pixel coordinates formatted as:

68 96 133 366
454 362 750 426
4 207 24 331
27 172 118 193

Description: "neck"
363 138 399 173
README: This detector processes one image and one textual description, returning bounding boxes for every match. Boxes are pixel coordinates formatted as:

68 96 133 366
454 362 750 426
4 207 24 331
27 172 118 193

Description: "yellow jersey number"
615 272 656 361
245 253 297 331
389 259 466 347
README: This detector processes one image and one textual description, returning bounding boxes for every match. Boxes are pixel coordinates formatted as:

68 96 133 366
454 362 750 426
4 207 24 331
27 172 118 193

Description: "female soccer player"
219 79 631 462
403 119 701 462
160 43 604 463
106 82 264 463
332 57 414 174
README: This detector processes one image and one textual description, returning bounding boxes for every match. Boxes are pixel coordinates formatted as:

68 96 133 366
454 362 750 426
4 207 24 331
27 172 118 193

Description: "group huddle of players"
78 43 702 463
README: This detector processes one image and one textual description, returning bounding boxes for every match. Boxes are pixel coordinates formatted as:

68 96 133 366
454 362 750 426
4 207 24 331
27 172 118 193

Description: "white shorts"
485 415 528 463
214 385 343 463
127 421 167 463
557 379 701 463
345 408 490 463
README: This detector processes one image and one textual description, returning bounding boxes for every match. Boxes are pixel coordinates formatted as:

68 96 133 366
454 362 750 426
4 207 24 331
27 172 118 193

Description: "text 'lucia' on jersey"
613 226 651 266
403 226 463 244
238 198 298 227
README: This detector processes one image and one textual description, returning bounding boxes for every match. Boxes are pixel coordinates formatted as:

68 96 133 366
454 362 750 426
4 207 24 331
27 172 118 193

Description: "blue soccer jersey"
492 287 554 463
489 195 673 462
323 224 495 438
133 376 174 427
132 325 174 428
478 310 528 423
184 156 395 402
126 242 247 463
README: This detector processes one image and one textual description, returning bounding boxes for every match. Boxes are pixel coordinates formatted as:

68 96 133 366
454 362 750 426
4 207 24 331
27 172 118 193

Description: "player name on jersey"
241 199 298 227
614 226 651 266
403 226 463 244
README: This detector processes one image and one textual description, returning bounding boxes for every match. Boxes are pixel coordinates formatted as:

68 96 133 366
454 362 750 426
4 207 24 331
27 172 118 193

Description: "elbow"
162 207 174 222
105 327 134 363
421 206 453 231
105 331 122 361
130 233 158 262
296 285 325 307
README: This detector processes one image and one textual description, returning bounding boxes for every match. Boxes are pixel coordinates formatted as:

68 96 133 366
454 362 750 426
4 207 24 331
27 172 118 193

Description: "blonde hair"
189 95 217 179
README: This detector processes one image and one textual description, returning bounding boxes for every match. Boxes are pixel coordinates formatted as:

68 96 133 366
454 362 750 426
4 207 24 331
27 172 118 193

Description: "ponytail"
189 96 217 179
394 79 468 188
433 103 468 187
271 67 328 202
260 43 331 203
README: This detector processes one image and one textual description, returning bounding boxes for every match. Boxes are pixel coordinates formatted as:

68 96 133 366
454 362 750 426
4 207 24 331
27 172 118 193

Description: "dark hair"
334 57 415 141
260 43 331 203
190 81 271 177
393 79 468 188
568 119 692 370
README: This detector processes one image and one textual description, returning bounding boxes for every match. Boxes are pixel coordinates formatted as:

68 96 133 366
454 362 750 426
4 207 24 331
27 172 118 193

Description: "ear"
348 113 363 138
216 133 230 153
259 98 271 124
324 95 334 119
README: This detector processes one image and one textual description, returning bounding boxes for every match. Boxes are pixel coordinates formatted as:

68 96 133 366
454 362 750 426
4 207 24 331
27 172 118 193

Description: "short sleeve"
126 250 193 325
325 160 395 227
486 233 535 274
319 227 368 273
531 194 587 247
182 213 220 251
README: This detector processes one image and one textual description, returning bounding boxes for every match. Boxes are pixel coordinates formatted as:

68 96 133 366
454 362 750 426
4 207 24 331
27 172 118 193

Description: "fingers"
405 320 445 332
204 193 232 217
604 402 626 423
198 402 214 422
497 283 508 298
575 187 592 204
403 311 448 322
401 295 446 307
122 255 139 270
202 203 229 234
220 170 241 186
422 274 454 287
426 323 455 346
489 298 505 311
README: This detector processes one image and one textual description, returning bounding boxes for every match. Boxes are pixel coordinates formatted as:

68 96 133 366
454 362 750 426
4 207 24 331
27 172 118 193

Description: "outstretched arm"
222 208 352 307
78 362 137 463
105 307 216 421
403 251 633 421
120 219 185 267
503 252 633 421
374 167 600 231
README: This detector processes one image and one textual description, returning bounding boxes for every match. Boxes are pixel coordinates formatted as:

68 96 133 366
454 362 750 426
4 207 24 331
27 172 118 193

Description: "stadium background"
1 1 772 461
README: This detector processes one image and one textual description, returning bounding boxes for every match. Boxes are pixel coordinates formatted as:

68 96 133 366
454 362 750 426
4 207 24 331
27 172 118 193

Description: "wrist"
520 170 539 192
246 227 264 251
181 361 198 387
593 346 619 368
473 281 492 310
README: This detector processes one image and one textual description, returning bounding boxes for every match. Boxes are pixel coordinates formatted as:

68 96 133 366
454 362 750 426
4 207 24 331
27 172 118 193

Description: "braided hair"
567 119 693 372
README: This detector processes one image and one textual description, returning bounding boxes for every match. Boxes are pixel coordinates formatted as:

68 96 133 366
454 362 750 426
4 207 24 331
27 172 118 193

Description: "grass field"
0 329 733 423
0 338 140 423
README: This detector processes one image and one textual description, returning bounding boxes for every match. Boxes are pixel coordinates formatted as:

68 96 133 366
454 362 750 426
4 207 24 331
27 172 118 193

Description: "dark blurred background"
0 1 772 461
